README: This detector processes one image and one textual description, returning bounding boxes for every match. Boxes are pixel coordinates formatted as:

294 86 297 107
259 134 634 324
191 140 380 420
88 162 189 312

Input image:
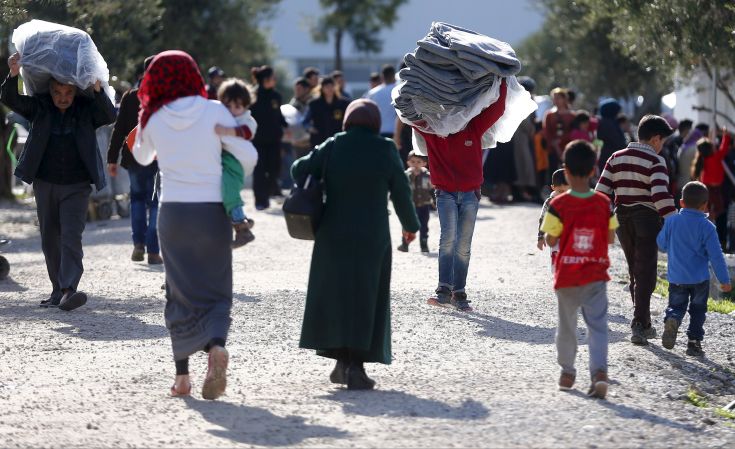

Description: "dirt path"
1 195 734 448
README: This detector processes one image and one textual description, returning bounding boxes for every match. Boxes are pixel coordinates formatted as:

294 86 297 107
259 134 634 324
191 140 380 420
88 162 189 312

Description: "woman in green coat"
291 99 420 390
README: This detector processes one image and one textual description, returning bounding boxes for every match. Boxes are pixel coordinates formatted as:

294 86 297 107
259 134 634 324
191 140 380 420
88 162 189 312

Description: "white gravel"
1 194 734 448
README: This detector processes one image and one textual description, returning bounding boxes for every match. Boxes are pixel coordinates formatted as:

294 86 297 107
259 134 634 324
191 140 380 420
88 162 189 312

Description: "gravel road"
1 194 734 448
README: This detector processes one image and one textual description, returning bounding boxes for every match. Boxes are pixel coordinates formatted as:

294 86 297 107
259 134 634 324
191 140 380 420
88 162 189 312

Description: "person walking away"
214 78 259 248
423 80 509 312
364 64 397 139
398 150 433 253
692 128 731 245
288 77 314 160
206 66 225 100
250 65 287 210
596 99 626 174
292 99 419 390
541 140 617 399
569 111 593 142
368 72 381 90
107 56 163 265
596 115 676 345
657 181 731 357
662 119 692 196
2 52 115 310
675 123 709 201
542 88 575 170
512 77 538 202
133 50 258 399
303 76 350 149
536 168 569 270
331 70 351 100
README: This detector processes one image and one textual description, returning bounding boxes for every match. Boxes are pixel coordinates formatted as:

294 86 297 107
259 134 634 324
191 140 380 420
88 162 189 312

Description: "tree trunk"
334 28 343 71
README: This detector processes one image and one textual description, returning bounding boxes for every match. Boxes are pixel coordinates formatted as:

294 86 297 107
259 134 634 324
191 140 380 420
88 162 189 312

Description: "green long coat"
291 127 420 364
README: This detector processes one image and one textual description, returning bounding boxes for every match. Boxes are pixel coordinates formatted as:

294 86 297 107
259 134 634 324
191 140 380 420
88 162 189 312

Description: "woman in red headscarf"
133 50 258 400
291 99 419 390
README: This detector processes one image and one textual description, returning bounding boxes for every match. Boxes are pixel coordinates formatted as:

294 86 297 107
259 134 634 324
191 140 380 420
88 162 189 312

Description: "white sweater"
133 96 258 203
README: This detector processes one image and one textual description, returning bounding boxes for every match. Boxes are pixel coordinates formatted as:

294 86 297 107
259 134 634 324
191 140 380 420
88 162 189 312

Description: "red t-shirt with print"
542 191 614 289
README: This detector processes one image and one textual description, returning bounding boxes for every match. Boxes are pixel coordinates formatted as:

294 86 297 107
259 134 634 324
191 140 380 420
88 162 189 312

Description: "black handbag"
282 142 332 240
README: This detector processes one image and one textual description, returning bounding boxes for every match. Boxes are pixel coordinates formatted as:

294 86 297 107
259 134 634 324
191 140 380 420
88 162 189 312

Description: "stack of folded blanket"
392 22 536 147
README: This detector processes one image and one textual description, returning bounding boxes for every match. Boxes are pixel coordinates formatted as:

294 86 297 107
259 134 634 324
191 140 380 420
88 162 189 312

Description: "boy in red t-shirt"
541 140 618 399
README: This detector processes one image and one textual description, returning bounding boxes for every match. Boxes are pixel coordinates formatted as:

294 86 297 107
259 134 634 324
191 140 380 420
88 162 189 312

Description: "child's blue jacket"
657 208 730 285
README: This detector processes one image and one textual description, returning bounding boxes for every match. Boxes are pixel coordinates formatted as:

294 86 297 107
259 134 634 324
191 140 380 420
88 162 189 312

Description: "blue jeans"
128 165 159 254
436 190 480 293
665 281 709 340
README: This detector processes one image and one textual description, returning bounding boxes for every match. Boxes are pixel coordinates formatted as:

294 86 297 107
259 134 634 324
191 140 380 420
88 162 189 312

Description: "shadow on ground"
456 311 628 345
566 390 699 432
185 397 348 446
0 296 167 341
321 389 489 420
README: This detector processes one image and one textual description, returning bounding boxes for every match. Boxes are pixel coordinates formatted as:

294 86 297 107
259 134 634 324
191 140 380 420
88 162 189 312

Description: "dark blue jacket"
0 75 116 191
657 208 730 285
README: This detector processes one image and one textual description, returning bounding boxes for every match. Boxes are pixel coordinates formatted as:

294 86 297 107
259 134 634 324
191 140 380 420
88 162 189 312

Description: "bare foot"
202 346 228 400
171 374 191 397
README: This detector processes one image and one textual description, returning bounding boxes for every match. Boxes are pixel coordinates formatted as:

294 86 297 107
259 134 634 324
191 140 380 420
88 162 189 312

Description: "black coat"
305 96 350 148
1 75 116 191
107 87 156 171
250 86 287 146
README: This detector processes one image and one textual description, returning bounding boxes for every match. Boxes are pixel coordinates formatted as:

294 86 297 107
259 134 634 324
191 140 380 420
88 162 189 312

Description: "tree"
517 0 669 113
580 0 735 125
310 0 407 71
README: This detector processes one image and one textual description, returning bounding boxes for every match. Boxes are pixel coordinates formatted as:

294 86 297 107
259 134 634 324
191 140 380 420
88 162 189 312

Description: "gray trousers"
555 281 608 378
34 179 91 299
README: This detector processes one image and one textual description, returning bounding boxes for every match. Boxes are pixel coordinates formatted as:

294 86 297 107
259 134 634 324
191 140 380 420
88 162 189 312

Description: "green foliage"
709 298 735 314
310 0 407 69
715 407 735 420
686 387 708 408
518 0 668 110
0 0 280 83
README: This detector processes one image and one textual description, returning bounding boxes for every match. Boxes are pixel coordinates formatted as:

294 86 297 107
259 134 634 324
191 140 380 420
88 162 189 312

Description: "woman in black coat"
250 65 287 210
303 76 350 148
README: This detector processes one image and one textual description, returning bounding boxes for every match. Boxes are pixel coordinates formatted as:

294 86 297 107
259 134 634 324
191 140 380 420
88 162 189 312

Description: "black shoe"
420 240 429 253
661 318 679 349
686 339 704 357
397 242 408 252
131 244 145 262
39 296 61 308
329 359 347 384
644 325 657 339
59 291 88 312
450 291 473 312
631 322 648 345
346 362 375 390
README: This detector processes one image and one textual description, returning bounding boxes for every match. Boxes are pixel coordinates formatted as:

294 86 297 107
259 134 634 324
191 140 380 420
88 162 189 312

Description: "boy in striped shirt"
595 115 675 345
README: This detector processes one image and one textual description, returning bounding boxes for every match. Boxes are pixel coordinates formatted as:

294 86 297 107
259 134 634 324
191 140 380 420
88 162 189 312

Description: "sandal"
170 382 192 397
202 346 229 400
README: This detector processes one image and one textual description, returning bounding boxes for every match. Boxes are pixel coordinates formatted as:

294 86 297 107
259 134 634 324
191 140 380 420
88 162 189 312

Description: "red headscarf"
137 50 207 129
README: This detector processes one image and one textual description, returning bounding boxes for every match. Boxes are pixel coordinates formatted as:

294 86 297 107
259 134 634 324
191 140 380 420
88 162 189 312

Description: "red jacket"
700 133 731 186
416 80 507 192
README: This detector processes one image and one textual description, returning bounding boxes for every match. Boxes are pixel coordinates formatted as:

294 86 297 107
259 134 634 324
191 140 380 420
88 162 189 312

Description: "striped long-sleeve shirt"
595 142 676 217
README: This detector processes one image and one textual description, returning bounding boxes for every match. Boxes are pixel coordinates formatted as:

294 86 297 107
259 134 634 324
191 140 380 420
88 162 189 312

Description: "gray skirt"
158 202 232 361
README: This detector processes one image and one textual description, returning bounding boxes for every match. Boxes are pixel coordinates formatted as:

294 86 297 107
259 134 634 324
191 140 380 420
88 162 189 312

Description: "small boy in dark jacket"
398 150 434 253
657 181 731 356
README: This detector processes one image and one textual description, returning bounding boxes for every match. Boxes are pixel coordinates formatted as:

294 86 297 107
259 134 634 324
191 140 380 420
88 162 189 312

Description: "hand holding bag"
282 141 332 240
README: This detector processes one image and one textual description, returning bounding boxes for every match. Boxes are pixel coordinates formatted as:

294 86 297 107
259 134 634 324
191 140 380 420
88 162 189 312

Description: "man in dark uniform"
206 66 225 100
1 52 115 310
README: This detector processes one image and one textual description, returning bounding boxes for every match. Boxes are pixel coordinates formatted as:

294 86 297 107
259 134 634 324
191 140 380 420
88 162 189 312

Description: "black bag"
282 142 332 240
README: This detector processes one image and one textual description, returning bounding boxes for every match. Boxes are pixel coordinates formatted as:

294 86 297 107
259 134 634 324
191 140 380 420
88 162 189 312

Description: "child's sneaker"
558 372 575 391
232 219 255 249
450 291 473 312
427 286 451 307
686 339 704 357
397 242 409 252
587 370 608 399
420 239 429 253
661 318 679 349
